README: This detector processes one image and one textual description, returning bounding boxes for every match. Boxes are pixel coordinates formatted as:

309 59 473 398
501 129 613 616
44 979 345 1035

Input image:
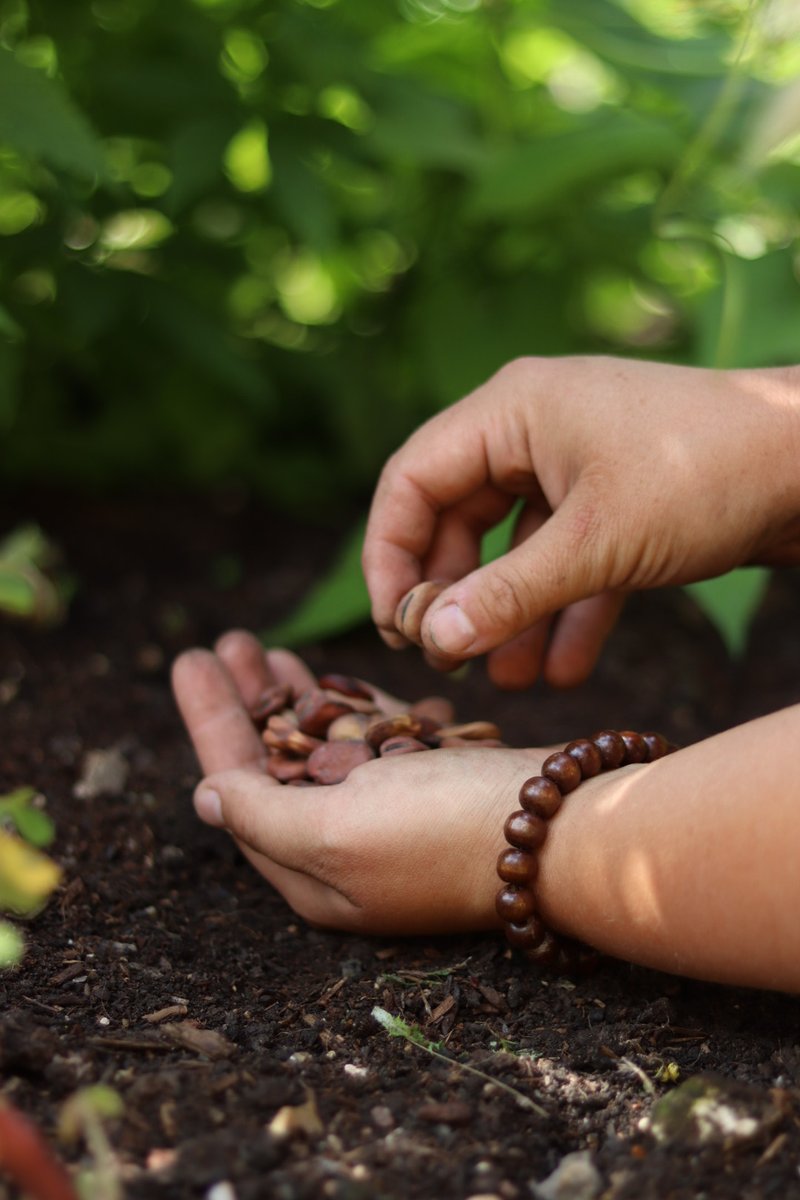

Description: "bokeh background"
1 0 799 640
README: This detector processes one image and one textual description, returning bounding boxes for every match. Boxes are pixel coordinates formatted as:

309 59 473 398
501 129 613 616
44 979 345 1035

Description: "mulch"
1 491 800 1200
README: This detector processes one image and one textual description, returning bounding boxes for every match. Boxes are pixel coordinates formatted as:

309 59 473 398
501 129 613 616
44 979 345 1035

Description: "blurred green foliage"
1 0 799 518
1 0 800 650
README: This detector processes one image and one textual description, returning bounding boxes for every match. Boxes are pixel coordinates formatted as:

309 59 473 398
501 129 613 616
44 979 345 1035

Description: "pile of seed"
250 673 506 786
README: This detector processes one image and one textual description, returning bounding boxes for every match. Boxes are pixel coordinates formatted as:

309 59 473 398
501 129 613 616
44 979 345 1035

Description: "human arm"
363 356 800 688
173 632 800 992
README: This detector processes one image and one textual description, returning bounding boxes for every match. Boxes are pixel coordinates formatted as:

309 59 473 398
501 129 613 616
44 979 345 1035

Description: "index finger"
171 649 268 776
363 414 492 644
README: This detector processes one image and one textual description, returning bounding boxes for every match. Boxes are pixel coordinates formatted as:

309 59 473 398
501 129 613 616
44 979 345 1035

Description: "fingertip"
378 627 410 651
194 785 224 827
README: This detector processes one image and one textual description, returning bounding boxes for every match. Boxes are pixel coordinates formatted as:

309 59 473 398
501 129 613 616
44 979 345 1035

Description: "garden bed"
2 491 800 1200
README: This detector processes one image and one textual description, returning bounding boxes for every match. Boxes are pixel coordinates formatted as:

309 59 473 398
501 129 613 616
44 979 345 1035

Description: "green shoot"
371 1006 547 1116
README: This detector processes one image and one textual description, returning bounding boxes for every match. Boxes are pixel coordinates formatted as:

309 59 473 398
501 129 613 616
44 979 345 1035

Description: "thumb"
420 489 607 659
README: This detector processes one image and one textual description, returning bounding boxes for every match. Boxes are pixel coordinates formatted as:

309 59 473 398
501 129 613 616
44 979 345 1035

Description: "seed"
251 683 293 724
266 755 310 783
317 674 374 702
409 696 456 725
327 712 371 741
295 689 355 737
394 580 450 646
379 736 429 757
307 741 375 785
365 713 440 752
435 721 502 742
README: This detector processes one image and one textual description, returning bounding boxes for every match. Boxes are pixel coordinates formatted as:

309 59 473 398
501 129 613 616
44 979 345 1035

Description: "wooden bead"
496 847 538 885
591 730 625 769
495 885 535 923
620 730 646 764
503 810 547 851
564 738 602 779
504 915 545 950
519 776 562 819
522 931 560 966
642 731 668 760
542 751 582 794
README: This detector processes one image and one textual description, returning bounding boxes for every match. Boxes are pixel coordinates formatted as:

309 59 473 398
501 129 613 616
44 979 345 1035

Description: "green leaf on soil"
0 920 24 968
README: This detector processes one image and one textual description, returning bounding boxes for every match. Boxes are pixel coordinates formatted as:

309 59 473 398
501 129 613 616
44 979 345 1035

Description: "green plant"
0 786 60 968
0 524 69 626
371 1004 546 1114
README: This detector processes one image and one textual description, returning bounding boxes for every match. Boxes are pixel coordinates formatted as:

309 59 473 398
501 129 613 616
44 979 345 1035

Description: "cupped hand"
363 356 800 689
171 630 544 935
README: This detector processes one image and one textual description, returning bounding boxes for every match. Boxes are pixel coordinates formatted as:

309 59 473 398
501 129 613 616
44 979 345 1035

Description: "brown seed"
295 689 354 737
267 711 299 733
317 674 374 702
394 580 450 646
266 755 310 783
436 721 502 742
438 736 505 748
262 727 322 757
250 683 292 723
326 712 371 741
379 736 429 757
365 713 439 752
286 779 318 787
409 696 456 725
321 688 378 715
307 741 375 784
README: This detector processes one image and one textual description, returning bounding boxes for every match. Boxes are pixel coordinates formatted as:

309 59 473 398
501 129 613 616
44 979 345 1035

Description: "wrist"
732 365 800 565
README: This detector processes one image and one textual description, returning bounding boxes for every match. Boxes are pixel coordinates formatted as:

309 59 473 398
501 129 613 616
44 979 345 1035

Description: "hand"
363 356 800 689
171 630 545 934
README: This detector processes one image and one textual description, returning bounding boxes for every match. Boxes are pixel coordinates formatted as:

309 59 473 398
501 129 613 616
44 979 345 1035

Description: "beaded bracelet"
496 729 675 975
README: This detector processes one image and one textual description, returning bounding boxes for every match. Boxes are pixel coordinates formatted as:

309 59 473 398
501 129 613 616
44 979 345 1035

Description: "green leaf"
0 48 106 177
0 568 38 617
264 520 370 646
12 806 55 849
685 568 769 657
467 112 681 221
0 920 24 969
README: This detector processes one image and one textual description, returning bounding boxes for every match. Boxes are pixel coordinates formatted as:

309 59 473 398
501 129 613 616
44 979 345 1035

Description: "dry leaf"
159 1021 236 1060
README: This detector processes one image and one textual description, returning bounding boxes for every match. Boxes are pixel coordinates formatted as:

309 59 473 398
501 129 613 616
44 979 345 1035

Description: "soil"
2 491 800 1200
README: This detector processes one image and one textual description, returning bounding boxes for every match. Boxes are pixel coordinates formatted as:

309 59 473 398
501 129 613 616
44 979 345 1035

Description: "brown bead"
503 810 547 851
496 847 538 885
522 930 560 966
620 730 646 764
641 731 668 761
306 740 375 784
317 673 374 701
591 730 625 770
504 915 546 950
495 884 535 923
518 776 562 819
542 752 582 794
564 738 602 779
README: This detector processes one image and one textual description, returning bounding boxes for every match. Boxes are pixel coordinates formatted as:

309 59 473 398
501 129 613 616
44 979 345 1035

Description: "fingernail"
194 787 223 827
427 603 477 655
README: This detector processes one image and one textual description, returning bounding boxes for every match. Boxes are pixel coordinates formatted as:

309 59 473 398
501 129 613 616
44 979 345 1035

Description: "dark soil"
2 492 800 1200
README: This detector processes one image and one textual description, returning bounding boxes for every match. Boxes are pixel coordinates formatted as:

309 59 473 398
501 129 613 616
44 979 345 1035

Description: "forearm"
536 703 800 991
